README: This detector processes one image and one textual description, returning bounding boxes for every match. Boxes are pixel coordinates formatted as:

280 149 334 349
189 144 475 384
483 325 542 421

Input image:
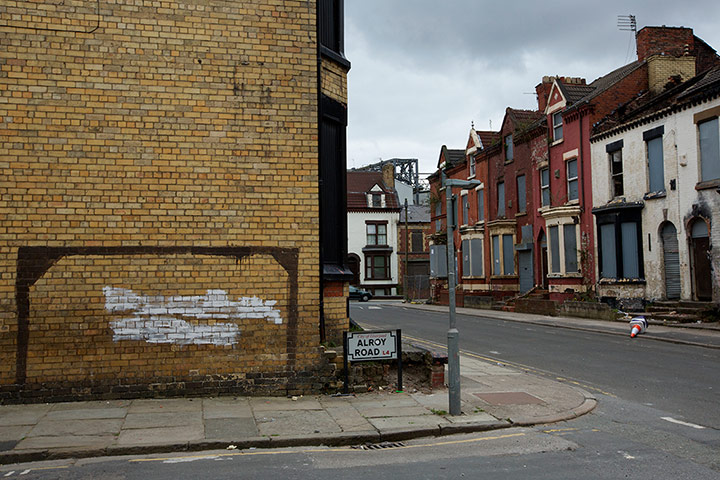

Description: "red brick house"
538 26 720 302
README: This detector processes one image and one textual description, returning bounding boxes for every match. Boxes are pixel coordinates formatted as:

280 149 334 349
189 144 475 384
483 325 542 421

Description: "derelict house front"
0 0 351 402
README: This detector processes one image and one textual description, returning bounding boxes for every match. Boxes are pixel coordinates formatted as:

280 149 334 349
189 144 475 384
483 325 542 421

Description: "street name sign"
342 329 402 393
346 330 398 361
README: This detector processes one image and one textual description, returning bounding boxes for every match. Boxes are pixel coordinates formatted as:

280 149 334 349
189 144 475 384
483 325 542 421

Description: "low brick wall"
463 295 494 309
559 301 616 321
515 298 557 316
326 344 444 392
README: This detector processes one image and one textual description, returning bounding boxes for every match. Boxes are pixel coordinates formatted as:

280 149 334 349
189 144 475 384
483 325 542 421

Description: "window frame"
504 134 514 163
552 111 563 142
469 155 476 177
540 167 550 207
411 231 424 253
563 224 578 273
594 207 645 281
516 174 526 214
698 116 720 183
365 253 391 280
461 193 469 226
461 237 484 278
491 233 515 276
566 158 578 202
497 181 505 217
644 126 665 194
606 139 624 198
365 221 388 246
476 188 485 222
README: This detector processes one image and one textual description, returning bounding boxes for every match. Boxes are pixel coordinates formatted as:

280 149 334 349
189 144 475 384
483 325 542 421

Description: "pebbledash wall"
0 0 345 402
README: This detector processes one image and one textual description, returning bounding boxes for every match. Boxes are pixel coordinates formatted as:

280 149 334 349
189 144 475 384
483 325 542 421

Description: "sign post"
343 329 402 393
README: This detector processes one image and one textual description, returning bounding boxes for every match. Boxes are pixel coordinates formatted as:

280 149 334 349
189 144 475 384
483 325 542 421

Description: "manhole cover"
473 392 545 405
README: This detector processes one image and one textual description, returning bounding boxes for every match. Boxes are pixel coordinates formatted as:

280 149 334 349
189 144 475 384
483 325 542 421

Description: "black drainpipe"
315 0 326 343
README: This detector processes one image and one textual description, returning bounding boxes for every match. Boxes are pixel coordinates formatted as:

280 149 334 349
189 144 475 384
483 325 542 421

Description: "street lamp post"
442 170 481 416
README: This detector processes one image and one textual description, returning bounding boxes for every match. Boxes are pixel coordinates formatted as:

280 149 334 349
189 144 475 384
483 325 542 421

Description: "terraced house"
428 25 719 313
0 0 351 402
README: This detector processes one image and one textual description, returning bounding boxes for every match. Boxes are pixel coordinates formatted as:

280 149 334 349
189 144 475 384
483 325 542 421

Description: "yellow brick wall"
0 0 334 400
647 55 696 94
321 59 349 104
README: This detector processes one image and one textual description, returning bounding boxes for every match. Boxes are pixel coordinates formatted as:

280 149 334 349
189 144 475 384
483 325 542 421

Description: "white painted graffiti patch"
103 287 283 346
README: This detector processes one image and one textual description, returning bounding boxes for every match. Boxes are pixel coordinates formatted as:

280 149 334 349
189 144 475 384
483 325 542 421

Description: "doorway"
661 222 680 300
538 231 548 289
347 254 360 286
690 219 712 301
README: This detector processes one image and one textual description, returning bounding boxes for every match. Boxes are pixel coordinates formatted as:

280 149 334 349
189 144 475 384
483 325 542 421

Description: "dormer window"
469 156 476 177
371 193 382 207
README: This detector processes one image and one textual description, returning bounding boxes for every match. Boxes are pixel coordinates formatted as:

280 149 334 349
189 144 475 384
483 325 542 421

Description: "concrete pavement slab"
0 425 32 442
255 410 342 436
443 412 500 424
202 398 252 419
116 425 204 446
368 414 446 430
0 405 51 426
204 417 258 440
323 404 375 432
354 405 429 418
27 419 124 437
122 412 203 430
49 400 130 410
250 396 323 412
127 398 202 414
45 408 127 421
15 435 115 451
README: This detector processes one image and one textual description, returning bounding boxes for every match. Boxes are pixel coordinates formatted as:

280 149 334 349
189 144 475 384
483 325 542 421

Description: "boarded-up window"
621 222 639 278
471 238 483 277
497 182 505 217
411 231 423 253
502 234 514 275
563 224 577 273
461 195 469 225
461 238 484 277
549 226 560 273
517 175 526 213
492 235 501 275
477 189 484 221
699 117 720 181
600 223 617 278
646 130 665 193
430 245 447 278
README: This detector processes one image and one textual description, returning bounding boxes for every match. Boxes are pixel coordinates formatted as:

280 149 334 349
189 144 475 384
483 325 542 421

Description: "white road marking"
19 471 30 476
368 306 382 310
618 450 635 460
661 417 706 429
4 472 15 477
489 350 500 354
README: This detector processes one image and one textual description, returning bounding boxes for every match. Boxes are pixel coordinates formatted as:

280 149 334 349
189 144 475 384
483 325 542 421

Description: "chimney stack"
382 162 395 190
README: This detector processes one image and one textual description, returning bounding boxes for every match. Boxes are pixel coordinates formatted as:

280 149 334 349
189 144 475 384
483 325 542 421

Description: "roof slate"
346 171 400 210
399 204 431 223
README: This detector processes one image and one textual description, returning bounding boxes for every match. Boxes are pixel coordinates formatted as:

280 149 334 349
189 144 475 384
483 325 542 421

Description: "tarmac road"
350 302 720 473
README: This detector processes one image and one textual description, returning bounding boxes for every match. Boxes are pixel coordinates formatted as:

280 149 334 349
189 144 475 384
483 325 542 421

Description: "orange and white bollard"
629 317 648 338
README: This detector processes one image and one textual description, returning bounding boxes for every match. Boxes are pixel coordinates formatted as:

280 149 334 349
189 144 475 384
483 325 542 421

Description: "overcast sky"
345 2 720 175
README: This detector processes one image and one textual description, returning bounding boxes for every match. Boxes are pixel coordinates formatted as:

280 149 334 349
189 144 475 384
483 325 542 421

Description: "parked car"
349 286 373 302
